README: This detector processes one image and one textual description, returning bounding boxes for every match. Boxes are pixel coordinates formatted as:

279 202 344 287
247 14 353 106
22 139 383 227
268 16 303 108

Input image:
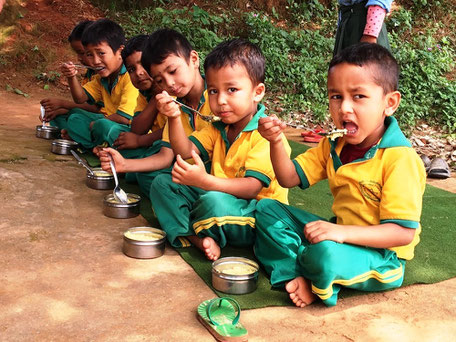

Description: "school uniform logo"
235 166 246 178
359 181 382 202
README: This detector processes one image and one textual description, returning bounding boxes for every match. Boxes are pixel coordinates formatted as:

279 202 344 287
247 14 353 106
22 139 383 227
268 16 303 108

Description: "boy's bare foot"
201 237 220 261
187 235 221 261
285 276 317 308
61 129 71 140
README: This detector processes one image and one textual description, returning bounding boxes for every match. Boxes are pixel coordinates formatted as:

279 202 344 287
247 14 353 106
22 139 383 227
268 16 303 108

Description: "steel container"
51 139 79 155
103 193 141 219
122 227 166 259
86 168 115 190
211 257 259 294
36 125 60 139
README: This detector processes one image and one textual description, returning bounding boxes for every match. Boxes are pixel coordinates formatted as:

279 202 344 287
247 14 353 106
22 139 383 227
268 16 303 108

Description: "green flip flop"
197 297 248 342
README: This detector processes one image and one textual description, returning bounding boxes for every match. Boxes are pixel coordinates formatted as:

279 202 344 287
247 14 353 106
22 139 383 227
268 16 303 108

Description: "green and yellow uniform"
135 88 212 196
254 116 426 306
67 65 139 149
151 104 290 248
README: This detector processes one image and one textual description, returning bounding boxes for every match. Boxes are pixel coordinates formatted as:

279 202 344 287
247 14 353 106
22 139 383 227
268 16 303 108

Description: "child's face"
327 62 399 148
84 41 123 78
149 51 199 98
206 63 265 129
125 51 153 91
70 40 91 66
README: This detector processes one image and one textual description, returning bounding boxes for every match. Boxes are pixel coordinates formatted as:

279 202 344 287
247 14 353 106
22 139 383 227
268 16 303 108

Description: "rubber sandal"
420 154 432 173
197 297 248 342
427 157 451 179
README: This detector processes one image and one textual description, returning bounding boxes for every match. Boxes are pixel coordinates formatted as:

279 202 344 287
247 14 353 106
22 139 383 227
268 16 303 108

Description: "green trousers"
334 1 391 56
66 108 130 149
254 199 405 307
50 113 71 131
151 173 257 248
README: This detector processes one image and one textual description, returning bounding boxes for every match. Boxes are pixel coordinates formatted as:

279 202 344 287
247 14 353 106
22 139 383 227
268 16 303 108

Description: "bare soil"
2 89 456 341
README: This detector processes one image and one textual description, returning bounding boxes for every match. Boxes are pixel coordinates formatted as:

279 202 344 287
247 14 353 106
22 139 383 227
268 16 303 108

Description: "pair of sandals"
421 155 451 179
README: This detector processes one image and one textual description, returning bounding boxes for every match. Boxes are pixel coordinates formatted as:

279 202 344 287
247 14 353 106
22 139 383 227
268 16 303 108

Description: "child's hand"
304 221 347 244
172 150 207 187
43 108 67 121
99 148 126 173
258 115 287 143
155 91 180 119
61 62 78 78
114 132 140 150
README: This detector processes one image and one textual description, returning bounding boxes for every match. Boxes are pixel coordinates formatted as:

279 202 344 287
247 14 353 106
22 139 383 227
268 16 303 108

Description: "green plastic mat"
118 141 456 309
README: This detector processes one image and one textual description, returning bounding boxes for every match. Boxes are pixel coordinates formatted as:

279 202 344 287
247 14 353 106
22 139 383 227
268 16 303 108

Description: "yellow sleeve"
189 125 217 161
116 74 139 119
293 138 330 188
134 92 148 116
244 132 291 187
83 76 102 105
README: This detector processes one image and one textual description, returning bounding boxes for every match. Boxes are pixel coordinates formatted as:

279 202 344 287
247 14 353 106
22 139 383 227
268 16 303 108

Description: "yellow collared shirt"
189 104 290 204
293 116 426 260
134 91 167 132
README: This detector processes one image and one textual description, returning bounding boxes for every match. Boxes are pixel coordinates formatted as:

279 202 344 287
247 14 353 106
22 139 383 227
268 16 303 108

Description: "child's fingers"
174 154 190 171
190 150 204 167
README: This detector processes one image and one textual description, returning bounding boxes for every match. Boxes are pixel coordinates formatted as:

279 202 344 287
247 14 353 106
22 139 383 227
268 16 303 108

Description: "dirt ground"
1 89 456 342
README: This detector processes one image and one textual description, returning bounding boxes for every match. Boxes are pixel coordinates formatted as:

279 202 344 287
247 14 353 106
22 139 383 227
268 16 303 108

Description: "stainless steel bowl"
86 168 115 190
211 257 259 294
122 227 166 259
36 125 60 139
51 139 79 155
103 193 141 219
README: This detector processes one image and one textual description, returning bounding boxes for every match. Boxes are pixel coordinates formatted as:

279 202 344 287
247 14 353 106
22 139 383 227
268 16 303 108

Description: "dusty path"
1 90 456 341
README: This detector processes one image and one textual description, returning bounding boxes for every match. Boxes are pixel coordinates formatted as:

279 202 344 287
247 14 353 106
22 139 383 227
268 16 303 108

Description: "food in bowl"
124 230 163 241
106 195 139 204
214 263 258 276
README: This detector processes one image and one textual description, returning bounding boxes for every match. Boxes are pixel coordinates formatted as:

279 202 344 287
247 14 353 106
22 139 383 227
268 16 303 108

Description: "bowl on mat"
51 139 79 155
36 125 60 140
122 227 166 259
103 193 141 219
211 257 259 294
86 168 115 190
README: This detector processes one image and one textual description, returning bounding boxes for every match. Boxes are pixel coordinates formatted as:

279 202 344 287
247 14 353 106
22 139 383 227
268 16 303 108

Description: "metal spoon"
70 150 94 175
171 98 219 123
71 63 104 71
40 105 46 128
108 153 128 204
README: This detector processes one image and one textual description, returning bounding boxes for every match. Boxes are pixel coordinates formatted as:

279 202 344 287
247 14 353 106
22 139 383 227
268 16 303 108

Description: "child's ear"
253 82 266 103
384 90 401 116
116 45 125 60
189 50 199 69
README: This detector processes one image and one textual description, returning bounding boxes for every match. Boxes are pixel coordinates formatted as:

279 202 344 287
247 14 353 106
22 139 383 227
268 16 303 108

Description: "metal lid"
51 139 79 147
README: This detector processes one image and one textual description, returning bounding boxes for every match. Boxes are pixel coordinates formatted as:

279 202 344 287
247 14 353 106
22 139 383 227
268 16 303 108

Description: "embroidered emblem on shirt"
235 166 246 178
359 181 382 202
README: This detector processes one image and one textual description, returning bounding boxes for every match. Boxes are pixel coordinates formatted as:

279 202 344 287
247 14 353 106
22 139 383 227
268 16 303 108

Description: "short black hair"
81 18 125 52
329 43 399 93
203 38 265 84
121 34 148 61
141 29 193 74
68 20 93 42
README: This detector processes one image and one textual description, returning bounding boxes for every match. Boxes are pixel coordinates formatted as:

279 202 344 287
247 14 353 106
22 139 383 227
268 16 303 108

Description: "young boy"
100 34 166 159
60 18 138 149
255 43 426 307
334 0 392 55
150 38 290 260
98 29 211 196
40 20 99 134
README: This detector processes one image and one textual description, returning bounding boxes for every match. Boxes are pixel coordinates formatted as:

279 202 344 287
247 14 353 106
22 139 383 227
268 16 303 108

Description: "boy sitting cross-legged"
151 38 290 260
98 29 211 196
61 18 138 149
40 20 100 137
254 43 426 307
94 34 166 160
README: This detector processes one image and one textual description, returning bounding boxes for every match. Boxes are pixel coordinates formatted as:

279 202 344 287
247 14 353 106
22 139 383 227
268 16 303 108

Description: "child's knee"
299 241 339 275
256 198 277 214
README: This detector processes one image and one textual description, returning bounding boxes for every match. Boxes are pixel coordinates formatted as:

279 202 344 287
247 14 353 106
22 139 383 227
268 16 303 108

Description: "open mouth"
343 121 358 135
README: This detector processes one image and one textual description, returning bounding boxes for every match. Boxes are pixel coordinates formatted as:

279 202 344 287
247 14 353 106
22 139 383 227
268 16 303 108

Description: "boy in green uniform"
151 39 290 260
254 43 426 307
60 18 138 149
40 20 99 136
96 34 166 160
98 29 211 196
